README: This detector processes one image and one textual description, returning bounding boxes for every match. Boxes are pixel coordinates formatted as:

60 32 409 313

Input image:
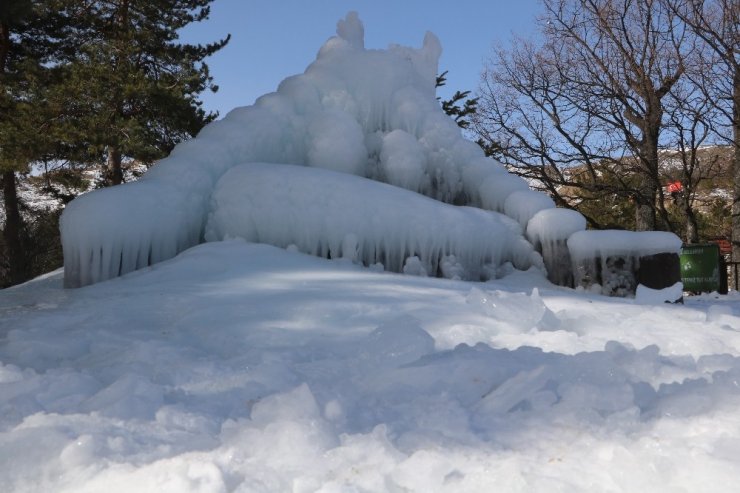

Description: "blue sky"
180 0 543 117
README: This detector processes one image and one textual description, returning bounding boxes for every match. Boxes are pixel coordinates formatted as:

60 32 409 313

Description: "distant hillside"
658 145 733 212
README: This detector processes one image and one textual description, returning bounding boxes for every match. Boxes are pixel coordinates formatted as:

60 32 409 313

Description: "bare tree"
475 0 688 231
475 38 639 229
662 76 725 243
667 0 739 258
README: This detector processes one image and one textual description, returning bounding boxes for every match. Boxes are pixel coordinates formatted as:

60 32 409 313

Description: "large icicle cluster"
61 12 562 287
205 163 539 280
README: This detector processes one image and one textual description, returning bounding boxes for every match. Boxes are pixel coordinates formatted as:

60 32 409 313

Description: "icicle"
205 162 538 282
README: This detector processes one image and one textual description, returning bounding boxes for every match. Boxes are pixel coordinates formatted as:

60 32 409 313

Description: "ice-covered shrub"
61 11 554 287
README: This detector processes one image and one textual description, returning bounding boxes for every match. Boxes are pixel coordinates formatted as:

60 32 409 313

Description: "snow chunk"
635 282 684 304
526 208 587 246
204 163 538 280
361 316 436 368
504 190 556 230
466 287 560 332
403 256 428 277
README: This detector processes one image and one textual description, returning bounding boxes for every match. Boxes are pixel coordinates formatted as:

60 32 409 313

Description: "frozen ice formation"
61 11 559 287
205 163 539 280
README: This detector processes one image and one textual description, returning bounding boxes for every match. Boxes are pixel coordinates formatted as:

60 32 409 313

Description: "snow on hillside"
2 241 740 492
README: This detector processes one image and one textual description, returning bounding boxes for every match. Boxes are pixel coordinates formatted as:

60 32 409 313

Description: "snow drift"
3 242 740 492
60 11 554 287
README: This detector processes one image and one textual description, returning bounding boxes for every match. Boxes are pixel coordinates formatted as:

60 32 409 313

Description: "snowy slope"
10 10 735 492
2 241 740 492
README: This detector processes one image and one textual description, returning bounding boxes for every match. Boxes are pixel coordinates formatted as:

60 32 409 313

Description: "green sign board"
680 244 720 293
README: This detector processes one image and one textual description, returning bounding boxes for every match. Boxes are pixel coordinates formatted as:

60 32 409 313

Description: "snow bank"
205 163 539 280
61 11 549 287
5 242 740 492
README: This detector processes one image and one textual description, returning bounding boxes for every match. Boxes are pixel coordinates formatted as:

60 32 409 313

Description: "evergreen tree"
436 71 479 129
56 0 229 186
1 0 228 287
0 0 60 286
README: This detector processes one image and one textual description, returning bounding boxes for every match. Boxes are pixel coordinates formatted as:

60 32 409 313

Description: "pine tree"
0 0 60 286
56 0 230 186
1 0 228 287
436 71 479 129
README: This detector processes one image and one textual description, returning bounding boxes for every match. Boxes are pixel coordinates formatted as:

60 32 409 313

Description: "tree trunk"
0 19 10 75
732 65 740 262
107 147 123 186
682 193 699 244
635 192 656 231
2 170 26 286
635 128 660 232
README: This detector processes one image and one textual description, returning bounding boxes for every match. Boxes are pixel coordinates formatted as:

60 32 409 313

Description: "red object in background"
667 181 682 194
713 239 731 255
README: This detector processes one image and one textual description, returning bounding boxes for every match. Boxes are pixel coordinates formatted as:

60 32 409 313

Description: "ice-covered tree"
60 11 558 287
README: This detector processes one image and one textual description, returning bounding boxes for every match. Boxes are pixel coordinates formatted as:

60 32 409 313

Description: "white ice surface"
568 230 683 262
204 162 538 279
503 190 555 230
526 208 587 246
635 282 685 304
59 12 548 287
3 241 740 492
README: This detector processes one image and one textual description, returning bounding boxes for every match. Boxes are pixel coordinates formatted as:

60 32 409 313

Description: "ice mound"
466 286 560 332
526 208 587 286
61 11 556 287
205 163 539 280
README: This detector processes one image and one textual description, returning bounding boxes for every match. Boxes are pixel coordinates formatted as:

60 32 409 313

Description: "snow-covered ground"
2 240 740 492
6 11 739 492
